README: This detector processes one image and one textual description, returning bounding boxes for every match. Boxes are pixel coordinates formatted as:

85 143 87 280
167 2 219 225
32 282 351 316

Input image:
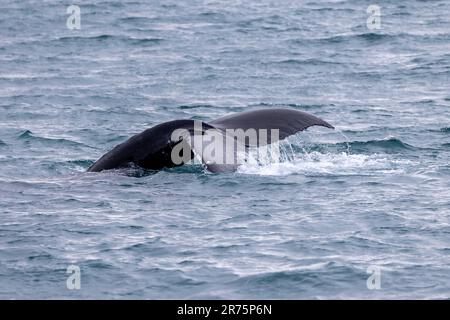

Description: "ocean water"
1 0 449 299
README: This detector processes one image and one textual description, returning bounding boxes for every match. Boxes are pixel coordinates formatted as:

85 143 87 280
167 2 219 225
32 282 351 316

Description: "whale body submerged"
87 108 334 173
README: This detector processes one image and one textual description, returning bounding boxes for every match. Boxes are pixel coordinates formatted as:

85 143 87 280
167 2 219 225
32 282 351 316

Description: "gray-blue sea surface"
0 0 449 299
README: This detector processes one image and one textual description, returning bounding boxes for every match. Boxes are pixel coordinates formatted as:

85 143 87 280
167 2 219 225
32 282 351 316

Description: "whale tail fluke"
210 108 334 144
88 108 334 173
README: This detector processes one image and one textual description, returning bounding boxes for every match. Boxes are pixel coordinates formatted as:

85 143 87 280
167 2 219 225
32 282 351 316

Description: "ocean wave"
342 137 415 152
287 136 415 154
316 32 394 44
18 130 93 148
178 104 217 110
249 103 331 110
55 34 163 45
231 261 362 296
312 31 450 45
43 160 94 173
90 164 160 177
118 16 153 23
274 58 342 66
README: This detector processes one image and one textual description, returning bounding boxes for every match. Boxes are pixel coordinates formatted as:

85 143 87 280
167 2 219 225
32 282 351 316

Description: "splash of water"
237 131 411 176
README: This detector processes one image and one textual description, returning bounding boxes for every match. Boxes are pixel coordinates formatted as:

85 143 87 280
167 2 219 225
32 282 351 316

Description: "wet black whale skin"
87 108 334 173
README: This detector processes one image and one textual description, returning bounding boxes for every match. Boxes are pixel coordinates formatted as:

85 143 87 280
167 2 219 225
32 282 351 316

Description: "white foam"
237 150 410 176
